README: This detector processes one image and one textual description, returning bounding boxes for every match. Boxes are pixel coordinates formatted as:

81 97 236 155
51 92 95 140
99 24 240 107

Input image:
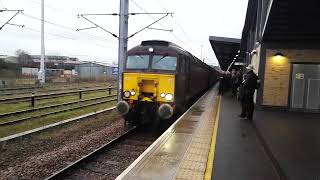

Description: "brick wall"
262 49 320 107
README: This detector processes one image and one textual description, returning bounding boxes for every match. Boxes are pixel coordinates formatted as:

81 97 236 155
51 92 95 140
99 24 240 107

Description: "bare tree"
15 49 32 65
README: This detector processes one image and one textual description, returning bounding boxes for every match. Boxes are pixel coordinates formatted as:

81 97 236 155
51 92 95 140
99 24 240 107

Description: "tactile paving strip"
174 94 219 180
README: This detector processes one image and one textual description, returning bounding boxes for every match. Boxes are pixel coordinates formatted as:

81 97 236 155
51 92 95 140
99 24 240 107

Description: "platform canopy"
209 36 241 71
263 0 320 42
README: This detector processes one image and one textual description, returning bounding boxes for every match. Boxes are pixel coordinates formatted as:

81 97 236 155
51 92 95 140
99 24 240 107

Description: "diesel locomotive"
116 40 218 125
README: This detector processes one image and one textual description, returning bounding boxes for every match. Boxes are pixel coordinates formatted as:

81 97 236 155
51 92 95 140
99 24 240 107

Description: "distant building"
75 62 117 79
22 67 39 76
0 55 18 64
31 55 82 70
31 55 79 62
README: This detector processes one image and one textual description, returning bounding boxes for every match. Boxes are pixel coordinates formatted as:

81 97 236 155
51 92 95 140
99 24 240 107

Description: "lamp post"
117 0 129 101
38 0 45 84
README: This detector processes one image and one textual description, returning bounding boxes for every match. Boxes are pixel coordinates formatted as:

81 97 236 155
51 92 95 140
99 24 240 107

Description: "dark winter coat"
243 71 260 96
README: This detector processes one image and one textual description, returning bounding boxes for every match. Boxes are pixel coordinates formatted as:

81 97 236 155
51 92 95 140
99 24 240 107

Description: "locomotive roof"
127 40 215 70
127 40 190 57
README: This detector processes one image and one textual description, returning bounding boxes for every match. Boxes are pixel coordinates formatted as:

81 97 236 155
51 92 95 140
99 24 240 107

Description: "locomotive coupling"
158 103 173 119
116 101 130 115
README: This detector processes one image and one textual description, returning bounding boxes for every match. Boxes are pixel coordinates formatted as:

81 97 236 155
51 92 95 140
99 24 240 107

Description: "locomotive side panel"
188 57 209 97
174 55 188 105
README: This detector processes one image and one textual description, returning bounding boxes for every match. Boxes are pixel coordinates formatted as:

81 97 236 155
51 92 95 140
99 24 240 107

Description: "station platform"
116 87 320 180
254 107 320 180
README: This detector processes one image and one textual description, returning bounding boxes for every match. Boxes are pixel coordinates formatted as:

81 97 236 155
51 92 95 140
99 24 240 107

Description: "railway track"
0 84 111 96
0 87 116 103
46 127 159 180
0 106 117 142
0 86 40 92
0 94 116 118
0 95 117 126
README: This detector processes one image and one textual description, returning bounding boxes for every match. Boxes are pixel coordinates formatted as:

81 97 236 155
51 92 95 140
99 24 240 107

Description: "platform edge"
204 96 221 180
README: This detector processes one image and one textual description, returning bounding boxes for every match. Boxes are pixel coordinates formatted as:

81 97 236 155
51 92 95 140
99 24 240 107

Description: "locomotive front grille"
140 80 157 93
122 73 175 102
141 92 154 97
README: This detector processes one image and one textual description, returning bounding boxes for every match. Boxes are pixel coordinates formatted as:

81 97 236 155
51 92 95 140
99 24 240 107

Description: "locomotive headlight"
165 94 173 101
130 90 136 96
160 93 166 98
123 91 130 98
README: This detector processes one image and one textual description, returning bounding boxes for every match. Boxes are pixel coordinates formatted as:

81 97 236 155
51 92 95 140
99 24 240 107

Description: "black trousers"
232 84 237 96
240 98 246 117
241 94 254 120
218 81 224 95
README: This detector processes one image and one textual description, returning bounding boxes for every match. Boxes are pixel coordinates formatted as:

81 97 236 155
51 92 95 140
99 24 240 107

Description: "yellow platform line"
204 96 221 180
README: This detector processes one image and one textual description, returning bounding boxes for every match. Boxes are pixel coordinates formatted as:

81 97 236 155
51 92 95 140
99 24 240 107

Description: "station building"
75 62 117 79
211 0 320 112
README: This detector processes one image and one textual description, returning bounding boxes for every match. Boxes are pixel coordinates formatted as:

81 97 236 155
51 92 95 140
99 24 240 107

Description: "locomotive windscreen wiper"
138 55 145 59
154 54 168 64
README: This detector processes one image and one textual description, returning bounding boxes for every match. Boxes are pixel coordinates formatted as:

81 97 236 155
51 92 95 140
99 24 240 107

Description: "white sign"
295 73 304 79
234 62 246 66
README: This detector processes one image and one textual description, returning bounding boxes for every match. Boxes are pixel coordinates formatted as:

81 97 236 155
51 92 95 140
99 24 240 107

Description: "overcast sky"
0 0 248 65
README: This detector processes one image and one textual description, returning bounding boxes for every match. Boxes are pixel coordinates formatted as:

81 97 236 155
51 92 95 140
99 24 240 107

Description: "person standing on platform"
218 73 225 95
231 69 237 97
240 65 260 121
238 79 246 118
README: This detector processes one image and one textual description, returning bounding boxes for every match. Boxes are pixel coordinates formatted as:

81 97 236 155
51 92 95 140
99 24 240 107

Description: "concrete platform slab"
255 110 320 180
211 95 278 180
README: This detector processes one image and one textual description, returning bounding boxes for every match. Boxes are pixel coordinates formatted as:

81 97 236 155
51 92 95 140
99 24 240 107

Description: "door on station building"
290 64 320 111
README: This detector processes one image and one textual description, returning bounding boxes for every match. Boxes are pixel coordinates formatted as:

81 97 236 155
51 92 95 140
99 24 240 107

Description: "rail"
0 86 116 105
45 127 137 180
0 86 40 91
0 97 117 126
0 106 116 142
0 84 112 95
0 94 116 118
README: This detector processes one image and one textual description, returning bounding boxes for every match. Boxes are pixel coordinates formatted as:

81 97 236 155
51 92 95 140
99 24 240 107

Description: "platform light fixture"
274 52 284 57
272 52 286 64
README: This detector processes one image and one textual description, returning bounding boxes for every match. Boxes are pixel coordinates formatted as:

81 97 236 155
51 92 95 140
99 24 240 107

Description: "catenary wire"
20 13 117 45
130 0 201 57
155 0 204 58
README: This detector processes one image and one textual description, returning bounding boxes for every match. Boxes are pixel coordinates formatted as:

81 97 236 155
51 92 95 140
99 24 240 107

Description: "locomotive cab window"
126 55 149 69
151 55 177 71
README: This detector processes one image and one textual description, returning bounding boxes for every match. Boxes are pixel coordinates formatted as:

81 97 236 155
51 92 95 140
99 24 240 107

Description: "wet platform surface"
211 95 278 180
117 87 219 180
213 93 320 180
255 109 320 180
